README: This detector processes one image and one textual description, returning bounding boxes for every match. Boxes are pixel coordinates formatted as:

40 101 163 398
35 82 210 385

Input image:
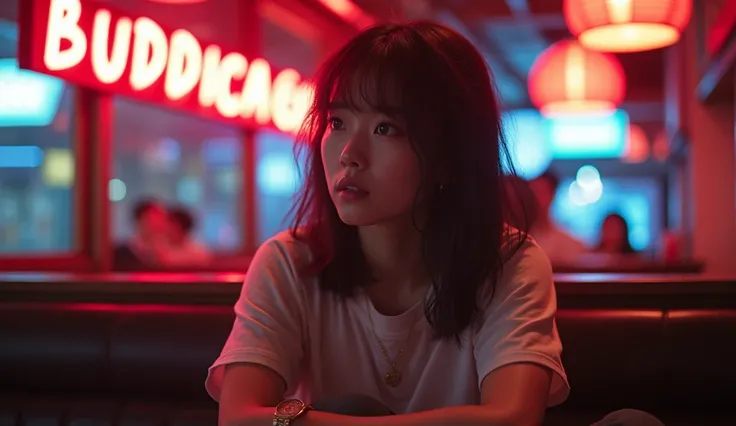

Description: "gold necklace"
366 300 419 388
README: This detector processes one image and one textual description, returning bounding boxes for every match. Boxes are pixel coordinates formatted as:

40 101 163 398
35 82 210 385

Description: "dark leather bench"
1 301 735 426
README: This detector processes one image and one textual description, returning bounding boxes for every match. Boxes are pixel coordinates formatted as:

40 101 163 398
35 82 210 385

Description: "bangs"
317 29 420 116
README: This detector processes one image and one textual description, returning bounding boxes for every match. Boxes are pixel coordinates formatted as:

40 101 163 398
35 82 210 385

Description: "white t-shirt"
205 231 569 414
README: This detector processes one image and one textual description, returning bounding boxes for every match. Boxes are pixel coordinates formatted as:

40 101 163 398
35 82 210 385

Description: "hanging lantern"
528 40 626 117
564 0 693 53
623 124 649 163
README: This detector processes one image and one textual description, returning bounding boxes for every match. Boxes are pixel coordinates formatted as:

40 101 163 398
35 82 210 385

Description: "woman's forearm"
226 405 524 426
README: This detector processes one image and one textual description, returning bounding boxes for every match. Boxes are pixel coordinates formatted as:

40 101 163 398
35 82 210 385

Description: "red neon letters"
20 0 312 133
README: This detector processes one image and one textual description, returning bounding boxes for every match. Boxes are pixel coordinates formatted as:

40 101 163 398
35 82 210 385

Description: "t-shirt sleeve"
473 239 570 407
205 236 306 402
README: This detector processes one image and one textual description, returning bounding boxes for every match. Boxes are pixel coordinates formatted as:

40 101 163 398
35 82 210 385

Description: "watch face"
276 399 304 416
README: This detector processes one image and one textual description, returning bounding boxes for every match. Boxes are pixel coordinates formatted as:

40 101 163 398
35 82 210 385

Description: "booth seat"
1 301 735 426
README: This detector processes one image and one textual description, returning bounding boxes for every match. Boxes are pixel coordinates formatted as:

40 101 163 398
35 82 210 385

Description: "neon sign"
18 0 312 133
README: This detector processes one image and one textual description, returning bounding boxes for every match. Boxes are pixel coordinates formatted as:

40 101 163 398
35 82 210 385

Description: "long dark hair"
598 213 635 254
289 21 528 341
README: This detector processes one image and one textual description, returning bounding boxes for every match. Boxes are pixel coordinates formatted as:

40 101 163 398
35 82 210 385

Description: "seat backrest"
556 308 736 412
2 302 736 413
0 302 234 401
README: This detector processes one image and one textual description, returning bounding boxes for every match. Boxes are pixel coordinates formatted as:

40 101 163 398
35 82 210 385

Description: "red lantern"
528 40 626 116
564 0 693 53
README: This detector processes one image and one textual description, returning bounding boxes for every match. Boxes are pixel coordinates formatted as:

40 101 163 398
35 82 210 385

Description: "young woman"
206 21 661 426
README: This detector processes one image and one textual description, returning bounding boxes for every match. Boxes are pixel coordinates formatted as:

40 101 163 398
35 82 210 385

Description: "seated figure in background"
595 213 637 255
153 206 212 268
113 198 169 271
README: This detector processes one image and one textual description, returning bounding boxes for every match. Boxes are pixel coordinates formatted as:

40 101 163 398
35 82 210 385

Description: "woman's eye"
375 123 394 135
327 117 344 130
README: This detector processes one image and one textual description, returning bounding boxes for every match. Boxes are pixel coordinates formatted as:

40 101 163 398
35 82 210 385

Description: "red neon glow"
18 0 312 133
317 0 375 29
564 0 693 53
527 40 626 117
623 124 649 163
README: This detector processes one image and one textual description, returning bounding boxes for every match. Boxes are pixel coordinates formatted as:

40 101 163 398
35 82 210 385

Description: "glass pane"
255 130 306 243
111 98 244 257
262 17 318 76
551 177 663 252
0 18 75 253
255 18 317 242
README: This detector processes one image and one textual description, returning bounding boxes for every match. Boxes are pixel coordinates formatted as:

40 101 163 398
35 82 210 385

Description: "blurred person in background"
529 171 588 264
152 206 212 268
595 213 636 255
113 198 169 270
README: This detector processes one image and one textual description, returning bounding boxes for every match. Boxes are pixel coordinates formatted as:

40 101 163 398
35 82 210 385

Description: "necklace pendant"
385 368 402 387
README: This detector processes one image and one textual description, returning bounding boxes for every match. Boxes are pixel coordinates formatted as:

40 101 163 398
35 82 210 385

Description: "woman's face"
321 100 422 227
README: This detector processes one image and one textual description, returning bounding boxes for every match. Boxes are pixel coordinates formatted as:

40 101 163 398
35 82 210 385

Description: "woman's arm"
221 363 551 426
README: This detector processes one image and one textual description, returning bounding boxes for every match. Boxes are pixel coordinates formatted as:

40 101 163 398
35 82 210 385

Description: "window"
0 19 75 253
551 177 664 252
111 99 244 251
255 130 306 243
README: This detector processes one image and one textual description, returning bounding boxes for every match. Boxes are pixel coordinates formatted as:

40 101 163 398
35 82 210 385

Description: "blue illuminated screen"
0 58 64 127
502 109 630 175
545 110 629 159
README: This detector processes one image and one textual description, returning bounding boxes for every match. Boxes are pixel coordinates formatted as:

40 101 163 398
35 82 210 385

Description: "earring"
438 184 445 193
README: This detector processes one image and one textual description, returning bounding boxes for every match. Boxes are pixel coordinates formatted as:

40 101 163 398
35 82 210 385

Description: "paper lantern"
528 40 626 116
564 0 693 53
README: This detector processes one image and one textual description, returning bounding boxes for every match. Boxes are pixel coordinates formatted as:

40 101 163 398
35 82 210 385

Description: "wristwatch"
273 399 312 426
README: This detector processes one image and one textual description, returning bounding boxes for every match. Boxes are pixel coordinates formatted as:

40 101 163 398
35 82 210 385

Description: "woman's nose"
339 138 368 169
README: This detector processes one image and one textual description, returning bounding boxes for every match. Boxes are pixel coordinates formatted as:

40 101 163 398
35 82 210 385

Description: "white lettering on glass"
271 69 307 133
44 0 87 71
240 58 271 124
198 45 223 108
165 29 203 100
214 52 248 118
91 10 132 84
40 0 312 132
130 17 168 91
